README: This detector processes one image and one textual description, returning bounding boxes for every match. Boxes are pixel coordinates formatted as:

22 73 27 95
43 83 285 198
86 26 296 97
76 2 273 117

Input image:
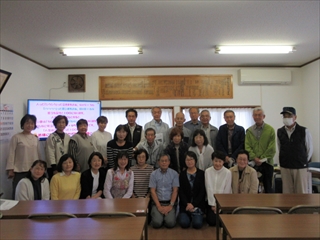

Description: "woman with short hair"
230 149 259 194
91 116 112 166
80 152 107 199
107 124 133 169
164 127 189 173
104 151 134 199
179 151 206 229
45 115 70 180
50 154 81 200
6 114 40 199
130 149 153 198
188 129 214 171
15 160 50 201
68 119 97 173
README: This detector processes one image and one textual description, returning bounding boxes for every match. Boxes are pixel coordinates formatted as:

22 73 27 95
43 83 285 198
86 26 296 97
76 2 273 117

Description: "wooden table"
1 198 149 219
0 217 146 240
214 194 320 240
220 214 320 240
2 198 150 240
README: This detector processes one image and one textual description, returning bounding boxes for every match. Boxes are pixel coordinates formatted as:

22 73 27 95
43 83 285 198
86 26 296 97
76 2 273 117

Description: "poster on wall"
0 104 14 143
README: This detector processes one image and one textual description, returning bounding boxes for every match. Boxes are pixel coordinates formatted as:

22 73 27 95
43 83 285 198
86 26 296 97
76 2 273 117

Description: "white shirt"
205 166 232 206
91 130 112 158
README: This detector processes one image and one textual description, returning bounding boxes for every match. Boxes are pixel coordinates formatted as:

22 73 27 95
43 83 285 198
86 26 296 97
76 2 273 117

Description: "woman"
50 154 81 200
164 127 189 173
188 129 214 171
179 151 206 229
68 119 97 173
15 160 50 200
80 152 107 199
230 149 259 194
104 151 134 199
205 150 232 226
6 114 40 199
45 115 70 180
130 149 153 198
91 116 112 166
107 124 133 169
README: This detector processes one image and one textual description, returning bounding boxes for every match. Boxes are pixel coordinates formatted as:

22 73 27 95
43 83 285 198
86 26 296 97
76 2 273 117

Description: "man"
184 107 201 132
144 106 169 144
137 128 164 167
245 107 276 193
216 110 245 168
125 108 144 149
199 110 219 149
277 107 313 194
149 154 179 228
164 112 191 146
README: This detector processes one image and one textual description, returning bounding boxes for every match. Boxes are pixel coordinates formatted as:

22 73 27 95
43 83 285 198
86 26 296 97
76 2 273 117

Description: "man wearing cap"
245 107 276 193
277 107 313 194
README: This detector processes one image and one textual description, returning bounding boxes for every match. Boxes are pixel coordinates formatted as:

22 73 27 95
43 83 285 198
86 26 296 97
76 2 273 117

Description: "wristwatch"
170 202 174 206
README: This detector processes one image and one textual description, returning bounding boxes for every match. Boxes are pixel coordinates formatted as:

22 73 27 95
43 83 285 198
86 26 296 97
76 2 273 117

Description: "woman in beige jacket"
230 149 259 194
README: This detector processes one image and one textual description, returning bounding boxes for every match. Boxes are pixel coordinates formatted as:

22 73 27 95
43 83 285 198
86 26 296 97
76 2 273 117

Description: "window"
101 108 173 135
182 107 255 130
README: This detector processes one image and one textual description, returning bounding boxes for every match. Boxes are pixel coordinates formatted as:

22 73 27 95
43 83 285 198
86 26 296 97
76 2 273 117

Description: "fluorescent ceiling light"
60 47 142 56
215 46 295 54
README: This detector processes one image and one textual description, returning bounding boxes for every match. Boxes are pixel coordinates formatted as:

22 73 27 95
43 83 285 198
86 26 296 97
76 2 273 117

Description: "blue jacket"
216 123 245 159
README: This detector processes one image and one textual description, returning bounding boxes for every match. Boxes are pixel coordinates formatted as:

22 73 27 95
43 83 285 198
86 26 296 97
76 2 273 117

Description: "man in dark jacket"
216 110 245 168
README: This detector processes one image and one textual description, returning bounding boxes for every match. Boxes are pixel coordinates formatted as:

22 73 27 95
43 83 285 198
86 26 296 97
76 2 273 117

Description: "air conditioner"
238 68 292 85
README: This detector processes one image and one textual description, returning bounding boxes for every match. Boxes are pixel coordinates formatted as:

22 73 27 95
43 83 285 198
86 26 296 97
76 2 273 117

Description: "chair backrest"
88 212 136 218
28 212 77 219
232 206 283 214
288 205 320 214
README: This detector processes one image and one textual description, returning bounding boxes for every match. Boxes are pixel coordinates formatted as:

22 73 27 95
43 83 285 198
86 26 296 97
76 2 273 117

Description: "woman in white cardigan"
15 160 50 200
188 129 214 171
205 150 232 226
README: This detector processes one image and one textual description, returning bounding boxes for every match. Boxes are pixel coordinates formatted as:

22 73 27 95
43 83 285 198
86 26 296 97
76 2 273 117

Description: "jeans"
179 211 203 229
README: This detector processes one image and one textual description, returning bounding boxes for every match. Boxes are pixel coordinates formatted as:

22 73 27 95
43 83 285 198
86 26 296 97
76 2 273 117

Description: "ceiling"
1 0 319 69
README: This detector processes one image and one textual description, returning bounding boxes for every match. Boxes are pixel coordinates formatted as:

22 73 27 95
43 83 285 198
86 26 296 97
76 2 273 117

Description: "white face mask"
283 118 294 126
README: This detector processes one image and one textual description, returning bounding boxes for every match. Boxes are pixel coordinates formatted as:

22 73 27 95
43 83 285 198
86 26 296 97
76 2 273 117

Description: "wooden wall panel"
99 75 233 100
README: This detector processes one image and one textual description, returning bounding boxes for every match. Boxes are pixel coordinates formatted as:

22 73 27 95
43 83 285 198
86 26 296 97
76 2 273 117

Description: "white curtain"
101 108 173 136
183 107 254 130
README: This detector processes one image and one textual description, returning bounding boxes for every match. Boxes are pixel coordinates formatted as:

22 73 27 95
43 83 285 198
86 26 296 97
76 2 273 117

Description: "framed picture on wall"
0 69 12 94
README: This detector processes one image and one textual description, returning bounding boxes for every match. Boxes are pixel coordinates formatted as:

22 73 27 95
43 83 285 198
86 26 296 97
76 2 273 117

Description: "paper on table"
259 158 267 163
0 199 19 210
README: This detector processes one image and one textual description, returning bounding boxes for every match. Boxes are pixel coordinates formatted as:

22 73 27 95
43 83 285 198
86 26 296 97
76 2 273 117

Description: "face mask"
283 118 294 126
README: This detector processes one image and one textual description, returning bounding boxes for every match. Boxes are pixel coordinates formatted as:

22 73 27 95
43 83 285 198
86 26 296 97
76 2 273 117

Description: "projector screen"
27 99 101 140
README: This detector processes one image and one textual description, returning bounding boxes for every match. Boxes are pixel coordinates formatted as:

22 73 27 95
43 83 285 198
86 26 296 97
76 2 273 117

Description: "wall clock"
68 74 85 92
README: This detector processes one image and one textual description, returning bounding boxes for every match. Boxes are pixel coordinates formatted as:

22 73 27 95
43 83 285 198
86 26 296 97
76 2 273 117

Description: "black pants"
206 205 218 226
254 162 274 193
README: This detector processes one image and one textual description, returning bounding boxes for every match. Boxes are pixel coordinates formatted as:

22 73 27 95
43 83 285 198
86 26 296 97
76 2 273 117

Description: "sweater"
188 145 214 171
50 172 81 200
205 166 232 206
6 132 40 172
15 177 50 200
45 132 70 169
245 123 276 166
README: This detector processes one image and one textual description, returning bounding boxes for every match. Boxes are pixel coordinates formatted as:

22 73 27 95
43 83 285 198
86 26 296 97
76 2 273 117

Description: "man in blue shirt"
149 154 179 228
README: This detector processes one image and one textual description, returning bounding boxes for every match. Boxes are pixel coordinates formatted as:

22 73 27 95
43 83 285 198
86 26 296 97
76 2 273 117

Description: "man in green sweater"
245 107 276 193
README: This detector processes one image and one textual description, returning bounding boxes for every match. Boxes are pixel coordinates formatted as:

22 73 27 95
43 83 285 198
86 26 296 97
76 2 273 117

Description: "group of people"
6 105 313 229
